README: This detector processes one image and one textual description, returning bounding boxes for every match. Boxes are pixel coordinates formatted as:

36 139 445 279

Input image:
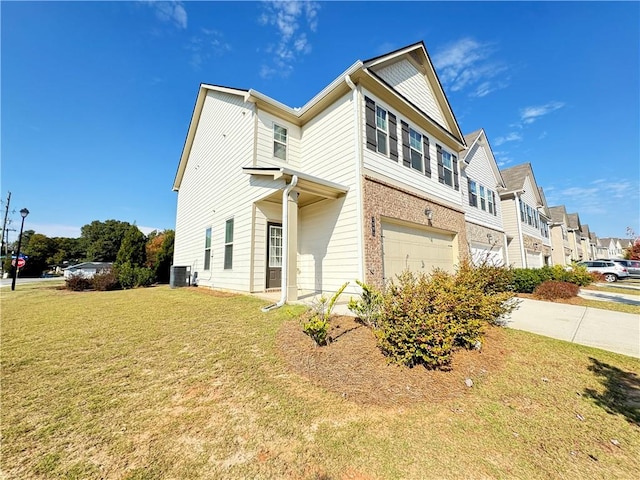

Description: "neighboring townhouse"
591 233 608 259
172 42 472 300
600 237 616 259
548 205 573 265
618 238 632 258
460 129 507 266
498 163 551 268
580 224 595 261
566 213 584 261
537 187 553 265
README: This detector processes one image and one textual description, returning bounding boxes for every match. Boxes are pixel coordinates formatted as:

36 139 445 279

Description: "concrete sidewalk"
578 289 640 306
506 298 640 358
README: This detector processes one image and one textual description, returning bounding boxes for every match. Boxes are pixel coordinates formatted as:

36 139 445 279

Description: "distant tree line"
3 220 174 283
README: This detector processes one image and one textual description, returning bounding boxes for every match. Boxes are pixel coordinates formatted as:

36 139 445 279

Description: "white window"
480 186 486 211
273 124 287 160
442 151 453 186
409 128 423 172
469 180 478 207
375 106 388 155
487 190 495 214
224 218 234 269
269 225 283 268
204 228 212 270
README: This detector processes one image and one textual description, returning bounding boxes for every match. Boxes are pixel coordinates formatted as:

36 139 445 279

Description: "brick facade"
362 176 467 288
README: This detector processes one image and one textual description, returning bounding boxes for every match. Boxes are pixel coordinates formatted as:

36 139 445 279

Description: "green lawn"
2 284 639 479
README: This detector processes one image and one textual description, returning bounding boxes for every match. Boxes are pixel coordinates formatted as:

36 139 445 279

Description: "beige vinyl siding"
297 92 360 295
361 89 462 207
375 59 447 130
461 142 503 232
519 177 544 242
501 196 523 267
255 110 301 168
550 225 570 266
174 91 274 292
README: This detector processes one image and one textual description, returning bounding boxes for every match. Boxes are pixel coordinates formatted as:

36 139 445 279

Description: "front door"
266 222 283 289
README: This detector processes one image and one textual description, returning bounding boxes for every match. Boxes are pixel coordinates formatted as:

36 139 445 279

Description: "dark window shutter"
436 144 445 184
401 121 410 167
423 136 431 177
453 155 459 191
365 96 377 151
388 113 398 161
492 191 497 216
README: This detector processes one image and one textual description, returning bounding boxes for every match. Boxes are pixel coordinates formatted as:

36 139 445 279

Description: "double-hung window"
224 218 234 269
487 190 495 214
468 180 478 207
480 186 487 211
375 106 388 155
409 128 423 172
204 228 212 270
441 151 454 186
273 124 287 160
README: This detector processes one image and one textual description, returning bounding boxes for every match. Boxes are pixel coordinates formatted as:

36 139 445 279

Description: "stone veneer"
466 222 505 248
362 176 467 288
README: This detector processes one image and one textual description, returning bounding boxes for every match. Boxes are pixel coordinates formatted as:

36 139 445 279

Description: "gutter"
262 175 298 312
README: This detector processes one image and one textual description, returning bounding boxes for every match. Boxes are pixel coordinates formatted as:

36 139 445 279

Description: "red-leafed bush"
533 280 579 300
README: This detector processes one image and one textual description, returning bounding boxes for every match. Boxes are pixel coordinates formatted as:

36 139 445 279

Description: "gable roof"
566 213 582 230
174 41 467 191
460 128 505 188
548 205 568 224
362 41 465 146
500 162 545 205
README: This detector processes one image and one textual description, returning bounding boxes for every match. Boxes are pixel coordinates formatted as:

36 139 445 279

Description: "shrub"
116 262 136 289
92 270 119 291
65 274 92 291
375 268 517 369
302 315 330 346
565 264 593 286
533 280 580 300
348 280 383 327
511 268 544 293
134 266 155 287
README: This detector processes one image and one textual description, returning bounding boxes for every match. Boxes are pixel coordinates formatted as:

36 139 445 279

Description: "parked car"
610 259 640 278
578 261 629 282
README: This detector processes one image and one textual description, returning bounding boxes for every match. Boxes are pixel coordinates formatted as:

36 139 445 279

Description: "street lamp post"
10 208 29 291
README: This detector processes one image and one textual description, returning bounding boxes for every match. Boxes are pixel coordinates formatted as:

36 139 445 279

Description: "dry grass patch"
2 284 639 479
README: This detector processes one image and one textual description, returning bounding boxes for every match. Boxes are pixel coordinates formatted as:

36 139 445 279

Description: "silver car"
610 259 640 279
578 261 629 282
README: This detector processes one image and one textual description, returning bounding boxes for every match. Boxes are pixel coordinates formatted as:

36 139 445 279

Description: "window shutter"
436 144 445 184
388 113 398 161
401 121 410 167
453 155 459 191
492 191 497 215
423 136 431 177
365 96 377 151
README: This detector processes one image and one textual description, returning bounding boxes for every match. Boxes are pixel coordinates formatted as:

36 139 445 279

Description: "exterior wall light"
425 208 433 221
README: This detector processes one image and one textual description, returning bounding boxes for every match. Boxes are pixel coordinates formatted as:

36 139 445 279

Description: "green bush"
533 280 580 300
511 264 592 293
65 274 92 292
115 263 155 289
134 266 155 287
302 315 330 346
375 266 517 370
92 270 119 291
565 264 593 286
348 279 383 327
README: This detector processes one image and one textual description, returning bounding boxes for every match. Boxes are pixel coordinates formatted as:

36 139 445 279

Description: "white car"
577 261 629 283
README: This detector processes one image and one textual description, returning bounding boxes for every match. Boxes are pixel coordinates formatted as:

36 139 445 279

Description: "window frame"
204 227 212 270
469 180 478 207
375 105 389 155
273 124 287 161
487 189 495 214
224 218 234 270
441 150 454 186
408 127 423 172
479 185 487 211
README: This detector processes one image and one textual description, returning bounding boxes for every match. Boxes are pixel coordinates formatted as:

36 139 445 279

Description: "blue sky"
2 1 639 242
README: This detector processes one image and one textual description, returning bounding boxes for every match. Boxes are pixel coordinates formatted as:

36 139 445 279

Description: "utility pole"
1 191 11 255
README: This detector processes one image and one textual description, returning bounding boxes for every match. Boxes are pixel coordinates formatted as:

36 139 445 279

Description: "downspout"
514 193 527 267
262 175 298 312
345 74 365 282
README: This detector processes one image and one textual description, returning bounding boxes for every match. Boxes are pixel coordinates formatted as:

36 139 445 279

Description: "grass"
584 284 640 296
2 283 640 479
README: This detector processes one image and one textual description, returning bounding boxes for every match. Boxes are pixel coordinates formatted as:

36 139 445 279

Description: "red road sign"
12 258 26 268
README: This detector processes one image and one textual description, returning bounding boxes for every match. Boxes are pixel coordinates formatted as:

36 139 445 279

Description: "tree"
624 227 640 260
22 233 56 277
80 220 131 262
146 229 174 283
116 226 147 267
50 237 85 265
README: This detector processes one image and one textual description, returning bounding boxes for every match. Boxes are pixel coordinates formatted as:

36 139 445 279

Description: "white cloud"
432 37 508 97
520 101 565 124
259 0 320 78
493 132 522 146
187 29 231 70
546 179 638 217
144 0 187 29
26 223 82 239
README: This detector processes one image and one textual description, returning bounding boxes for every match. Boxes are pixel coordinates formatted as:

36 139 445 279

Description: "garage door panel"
382 221 455 282
526 250 542 268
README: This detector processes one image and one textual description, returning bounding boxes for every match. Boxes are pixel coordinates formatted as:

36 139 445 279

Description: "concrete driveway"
506 298 640 359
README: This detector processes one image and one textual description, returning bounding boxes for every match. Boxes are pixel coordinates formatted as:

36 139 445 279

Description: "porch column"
287 191 299 300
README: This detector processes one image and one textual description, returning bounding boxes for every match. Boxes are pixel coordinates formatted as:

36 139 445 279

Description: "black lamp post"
11 208 29 291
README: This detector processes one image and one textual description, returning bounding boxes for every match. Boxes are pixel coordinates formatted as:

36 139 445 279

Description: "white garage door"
382 221 455 283
526 250 542 268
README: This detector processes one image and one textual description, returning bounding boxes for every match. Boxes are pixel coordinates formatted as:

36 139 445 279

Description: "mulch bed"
276 315 512 407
